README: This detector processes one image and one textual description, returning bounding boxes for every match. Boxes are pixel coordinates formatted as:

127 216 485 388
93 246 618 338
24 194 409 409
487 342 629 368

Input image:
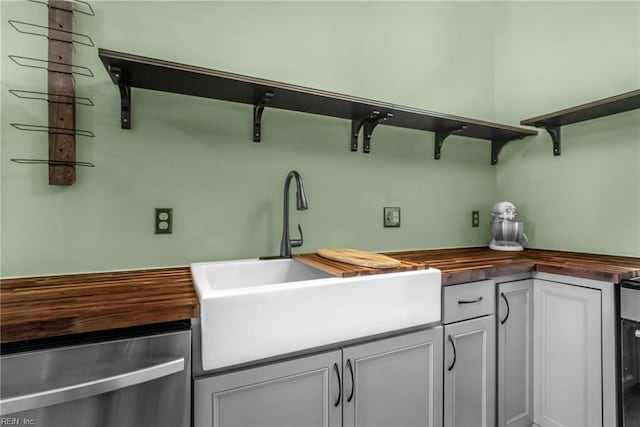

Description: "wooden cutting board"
316 248 401 269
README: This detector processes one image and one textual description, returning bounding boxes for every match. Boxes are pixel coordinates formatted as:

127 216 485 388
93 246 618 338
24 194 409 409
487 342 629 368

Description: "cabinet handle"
447 335 457 371
500 292 510 325
333 363 341 407
458 296 483 304
346 359 355 403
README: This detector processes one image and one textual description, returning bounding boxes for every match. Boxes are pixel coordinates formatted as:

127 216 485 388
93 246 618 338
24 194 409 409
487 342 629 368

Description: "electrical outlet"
384 207 401 228
472 210 479 228
155 208 172 234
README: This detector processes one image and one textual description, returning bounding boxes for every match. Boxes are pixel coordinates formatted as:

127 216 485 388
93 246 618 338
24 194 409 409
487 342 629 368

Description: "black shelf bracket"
253 91 274 142
351 111 379 152
434 125 467 160
363 112 393 153
545 126 561 156
491 139 510 165
351 111 393 153
434 131 450 160
108 65 131 129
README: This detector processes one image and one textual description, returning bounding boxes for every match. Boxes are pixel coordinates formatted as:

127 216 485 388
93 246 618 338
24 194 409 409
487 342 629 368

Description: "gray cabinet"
443 280 496 427
444 316 496 427
342 327 443 427
194 350 342 427
194 328 443 427
533 278 602 427
497 279 534 427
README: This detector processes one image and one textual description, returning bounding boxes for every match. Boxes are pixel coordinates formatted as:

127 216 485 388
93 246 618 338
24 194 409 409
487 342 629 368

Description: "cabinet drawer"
443 280 495 324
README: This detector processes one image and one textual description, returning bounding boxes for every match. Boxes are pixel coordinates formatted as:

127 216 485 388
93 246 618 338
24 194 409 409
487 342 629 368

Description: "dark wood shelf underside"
98 49 536 144
521 89 640 128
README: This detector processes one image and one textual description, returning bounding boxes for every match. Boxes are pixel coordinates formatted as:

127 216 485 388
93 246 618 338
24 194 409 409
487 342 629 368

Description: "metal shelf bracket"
434 131 450 160
351 111 379 152
363 112 393 153
434 125 467 160
491 139 510 165
545 126 561 156
253 91 274 142
351 111 393 153
108 65 131 129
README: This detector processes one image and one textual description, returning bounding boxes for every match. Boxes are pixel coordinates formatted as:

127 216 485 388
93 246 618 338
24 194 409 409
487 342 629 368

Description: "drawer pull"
458 296 483 305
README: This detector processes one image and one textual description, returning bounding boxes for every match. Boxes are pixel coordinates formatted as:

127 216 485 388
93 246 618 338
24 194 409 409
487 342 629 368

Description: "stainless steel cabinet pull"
458 296 483 304
500 292 510 325
447 335 457 371
0 357 184 416
333 363 341 407
346 359 355 403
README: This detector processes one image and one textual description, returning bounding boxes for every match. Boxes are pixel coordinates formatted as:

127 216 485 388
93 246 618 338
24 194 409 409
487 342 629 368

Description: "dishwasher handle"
0 357 184 416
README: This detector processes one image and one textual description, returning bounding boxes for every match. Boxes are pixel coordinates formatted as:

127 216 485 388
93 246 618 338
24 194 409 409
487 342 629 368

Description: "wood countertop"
2 248 638 343
384 248 640 285
1 267 197 344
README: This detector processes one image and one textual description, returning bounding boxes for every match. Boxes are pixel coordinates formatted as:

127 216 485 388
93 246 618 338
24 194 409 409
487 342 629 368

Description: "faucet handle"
291 224 304 248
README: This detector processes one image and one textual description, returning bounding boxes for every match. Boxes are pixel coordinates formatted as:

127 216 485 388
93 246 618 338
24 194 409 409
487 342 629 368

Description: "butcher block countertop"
296 247 640 284
384 248 640 285
2 248 639 343
0 268 198 344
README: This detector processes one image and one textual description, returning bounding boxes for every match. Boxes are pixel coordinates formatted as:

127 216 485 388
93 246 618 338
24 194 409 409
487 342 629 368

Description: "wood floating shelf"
98 49 536 165
521 89 640 156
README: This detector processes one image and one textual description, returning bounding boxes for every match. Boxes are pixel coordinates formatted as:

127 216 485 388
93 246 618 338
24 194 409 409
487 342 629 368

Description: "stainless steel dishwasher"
0 321 191 427
620 277 640 427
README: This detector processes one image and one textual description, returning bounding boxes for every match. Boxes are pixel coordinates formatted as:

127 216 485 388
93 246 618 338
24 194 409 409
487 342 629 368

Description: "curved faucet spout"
280 170 308 258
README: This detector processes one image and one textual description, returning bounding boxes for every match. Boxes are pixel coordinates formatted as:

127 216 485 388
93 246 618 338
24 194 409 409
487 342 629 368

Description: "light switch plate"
384 207 401 228
155 208 172 234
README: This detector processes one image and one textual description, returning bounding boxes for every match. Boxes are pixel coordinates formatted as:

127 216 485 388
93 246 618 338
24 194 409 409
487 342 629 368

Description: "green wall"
494 1 640 257
1 1 638 278
1 1 499 278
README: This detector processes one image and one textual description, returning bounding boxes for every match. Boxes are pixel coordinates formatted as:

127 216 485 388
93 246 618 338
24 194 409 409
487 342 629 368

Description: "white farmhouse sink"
191 258 441 371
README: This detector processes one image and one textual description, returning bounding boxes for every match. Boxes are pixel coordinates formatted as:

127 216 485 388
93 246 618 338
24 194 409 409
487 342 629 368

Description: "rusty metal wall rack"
98 49 537 165
521 89 640 156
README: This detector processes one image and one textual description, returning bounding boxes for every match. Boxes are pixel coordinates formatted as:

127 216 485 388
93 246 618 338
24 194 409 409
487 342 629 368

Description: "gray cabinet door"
498 279 534 427
342 327 443 427
533 279 602 427
444 316 496 427
194 350 342 427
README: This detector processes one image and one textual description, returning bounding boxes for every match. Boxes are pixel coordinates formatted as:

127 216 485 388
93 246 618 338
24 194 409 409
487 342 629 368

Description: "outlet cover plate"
384 207 401 228
155 208 173 234
472 210 479 228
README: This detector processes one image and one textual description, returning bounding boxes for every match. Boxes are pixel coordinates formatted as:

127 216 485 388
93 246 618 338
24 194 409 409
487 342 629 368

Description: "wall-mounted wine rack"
8 0 96 185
